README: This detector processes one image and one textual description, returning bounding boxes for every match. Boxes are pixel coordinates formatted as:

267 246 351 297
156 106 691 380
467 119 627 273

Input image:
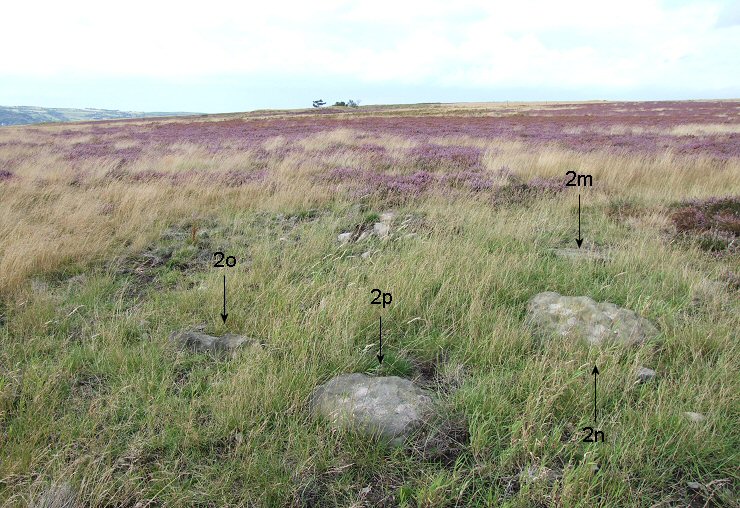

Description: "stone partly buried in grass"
527 291 658 346
551 247 611 263
170 330 260 354
310 373 434 447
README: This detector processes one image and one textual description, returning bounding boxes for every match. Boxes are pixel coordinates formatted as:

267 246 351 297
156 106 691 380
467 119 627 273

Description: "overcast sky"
2 0 738 112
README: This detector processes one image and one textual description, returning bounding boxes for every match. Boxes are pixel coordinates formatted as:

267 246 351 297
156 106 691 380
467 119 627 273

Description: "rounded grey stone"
310 373 434 446
526 291 658 346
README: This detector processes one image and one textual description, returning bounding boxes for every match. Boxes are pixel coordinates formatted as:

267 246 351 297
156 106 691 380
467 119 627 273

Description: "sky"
1 0 739 112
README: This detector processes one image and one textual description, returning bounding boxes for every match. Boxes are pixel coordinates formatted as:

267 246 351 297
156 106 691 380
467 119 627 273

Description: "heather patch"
670 196 740 252
320 166 496 196
491 174 565 206
105 167 267 187
65 141 143 163
408 143 483 170
22 101 740 160
221 168 268 187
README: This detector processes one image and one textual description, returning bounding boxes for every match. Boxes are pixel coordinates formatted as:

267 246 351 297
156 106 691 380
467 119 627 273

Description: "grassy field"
0 101 738 507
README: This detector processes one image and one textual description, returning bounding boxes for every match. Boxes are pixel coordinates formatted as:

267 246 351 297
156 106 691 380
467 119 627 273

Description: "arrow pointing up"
592 365 599 422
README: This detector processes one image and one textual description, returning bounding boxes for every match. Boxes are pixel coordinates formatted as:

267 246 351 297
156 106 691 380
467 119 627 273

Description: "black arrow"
576 193 583 248
377 316 384 364
221 274 228 323
592 365 599 422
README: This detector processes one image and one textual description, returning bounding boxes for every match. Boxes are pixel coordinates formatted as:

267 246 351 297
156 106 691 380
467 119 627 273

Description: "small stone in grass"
170 330 259 354
551 247 610 263
686 481 702 491
338 232 352 244
520 465 562 484
684 411 705 423
379 212 395 223
636 367 656 384
361 251 372 259
374 222 390 238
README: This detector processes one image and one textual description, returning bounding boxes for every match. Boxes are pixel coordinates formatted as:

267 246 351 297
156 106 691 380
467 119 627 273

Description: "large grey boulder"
170 330 258 353
526 291 658 346
310 374 434 446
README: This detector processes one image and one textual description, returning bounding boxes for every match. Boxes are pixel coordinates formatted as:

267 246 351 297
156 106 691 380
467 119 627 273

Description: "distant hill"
0 105 198 126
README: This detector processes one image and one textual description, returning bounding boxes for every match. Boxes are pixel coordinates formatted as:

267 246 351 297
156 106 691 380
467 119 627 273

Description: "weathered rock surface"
526 291 658 346
170 330 258 353
636 366 657 384
337 232 352 244
551 247 610 263
310 373 434 446
33 482 79 508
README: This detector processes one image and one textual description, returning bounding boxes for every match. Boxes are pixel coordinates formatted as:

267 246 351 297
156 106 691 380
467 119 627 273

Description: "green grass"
1 196 738 507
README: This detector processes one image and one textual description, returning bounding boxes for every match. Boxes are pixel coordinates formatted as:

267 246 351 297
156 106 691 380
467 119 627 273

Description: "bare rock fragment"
379 212 395 223
373 222 390 239
520 465 562 484
310 373 435 446
636 366 657 384
337 232 352 244
684 411 706 423
526 291 658 346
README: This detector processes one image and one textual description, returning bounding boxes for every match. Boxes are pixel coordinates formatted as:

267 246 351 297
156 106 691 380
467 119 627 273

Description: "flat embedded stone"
526 291 658 346
636 367 657 384
684 411 705 423
310 373 434 446
170 330 258 353
551 247 610 263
